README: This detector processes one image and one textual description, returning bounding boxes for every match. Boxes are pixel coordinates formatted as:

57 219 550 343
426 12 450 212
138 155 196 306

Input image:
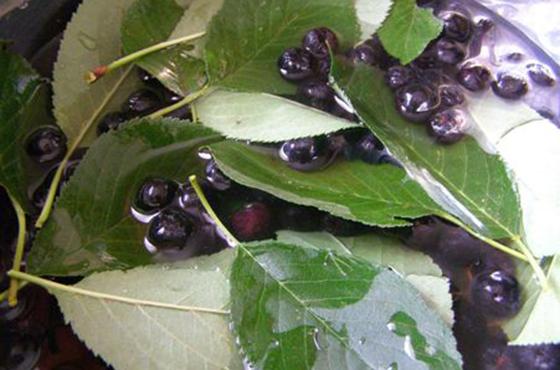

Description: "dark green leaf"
232 242 462 369
205 0 360 94
377 0 443 64
0 49 53 211
121 0 220 95
209 141 442 228
335 64 521 241
27 119 221 276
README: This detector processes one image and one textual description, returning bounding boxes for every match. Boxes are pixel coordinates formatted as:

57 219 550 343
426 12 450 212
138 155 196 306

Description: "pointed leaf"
195 90 358 142
232 242 462 369
377 0 443 64
209 141 442 228
335 64 522 241
276 231 454 326
0 50 53 211
53 0 143 147
205 0 360 94
27 119 221 276
354 0 392 40
55 249 242 370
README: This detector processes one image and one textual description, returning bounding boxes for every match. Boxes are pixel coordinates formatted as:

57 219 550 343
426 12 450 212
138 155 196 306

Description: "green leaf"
232 242 461 369
276 231 454 326
504 255 560 345
209 140 442 228
335 64 522 241
377 0 443 64
467 92 560 257
0 49 52 212
55 249 242 370
205 0 360 94
354 0 392 40
121 0 222 95
53 0 143 147
195 90 358 142
27 119 221 276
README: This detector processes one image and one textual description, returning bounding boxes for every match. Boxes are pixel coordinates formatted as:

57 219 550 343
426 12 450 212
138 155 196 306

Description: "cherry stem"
6 194 26 306
188 175 239 247
0 282 28 302
7 270 229 315
86 31 206 84
148 85 211 120
511 237 549 290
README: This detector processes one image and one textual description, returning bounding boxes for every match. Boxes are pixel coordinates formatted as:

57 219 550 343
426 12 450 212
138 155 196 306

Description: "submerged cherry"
26 127 67 164
302 27 338 59
471 269 520 319
277 48 314 81
279 137 330 171
133 177 178 214
427 109 466 144
147 208 193 250
395 83 439 122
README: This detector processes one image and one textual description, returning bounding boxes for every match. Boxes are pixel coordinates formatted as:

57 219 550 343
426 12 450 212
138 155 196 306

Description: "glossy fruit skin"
205 160 232 191
352 133 385 164
439 85 465 107
297 79 334 101
385 66 413 90
491 74 529 100
427 109 466 144
395 83 440 122
26 127 67 164
347 44 376 65
440 11 472 42
435 38 466 65
302 27 338 59
96 112 127 135
230 202 274 241
147 208 193 250
122 89 163 117
133 177 178 214
506 344 560 370
137 68 161 88
527 63 556 87
365 35 398 70
471 270 520 319
279 137 330 171
457 63 491 92
278 48 314 81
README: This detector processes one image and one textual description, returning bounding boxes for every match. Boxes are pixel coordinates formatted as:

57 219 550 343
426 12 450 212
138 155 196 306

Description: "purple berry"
427 109 466 144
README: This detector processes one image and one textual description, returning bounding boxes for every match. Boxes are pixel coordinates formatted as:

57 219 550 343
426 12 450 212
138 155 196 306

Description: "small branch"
6 194 26 306
511 237 549 289
148 86 210 120
189 175 239 247
8 270 229 315
0 282 29 302
86 32 206 84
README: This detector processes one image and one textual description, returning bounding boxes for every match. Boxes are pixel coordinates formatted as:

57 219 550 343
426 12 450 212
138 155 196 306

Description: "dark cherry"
278 204 322 232
165 106 192 120
352 133 384 164
527 63 556 87
147 208 193 250
137 68 162 88
230 202 273 241
507 344 560 370
122 89 163 117
412 43 442 70
134 177 178 214
178 185 200 211
440 11 472 42
365 35 398 70
347 43 376 65
435 38 466 65
471 270 520 319
322 215 369 236
395 83 440 123
456 63 491 92
205 160 231 191
297 79 334 101
439 85 465 107
385 66 413 90
278 48 314 81
0 334 41 370
491 73 529 100
302 27 338 59
313 57 331 80
279 137 330 171
96 112 127 135
427 109 466 144
162 89 183 104
26 127 67 164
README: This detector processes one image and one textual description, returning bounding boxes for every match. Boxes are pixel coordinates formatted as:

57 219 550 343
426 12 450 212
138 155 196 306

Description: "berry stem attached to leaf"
85 31 206 84
7 270 229 315
148 85 211 120
188 175 239 247
6 194 26 306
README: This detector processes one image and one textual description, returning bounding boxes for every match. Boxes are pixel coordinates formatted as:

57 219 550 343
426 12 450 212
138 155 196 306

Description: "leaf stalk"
86 32 206 84
8 270 229 315
148 85 211 120
6 194 26 306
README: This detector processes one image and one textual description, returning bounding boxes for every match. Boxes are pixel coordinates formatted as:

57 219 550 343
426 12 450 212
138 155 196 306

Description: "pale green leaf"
55 249 242 370
504 255 560 345
377 0 443 64
53 0 143 147
354 0 393 40
195 90 358 142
